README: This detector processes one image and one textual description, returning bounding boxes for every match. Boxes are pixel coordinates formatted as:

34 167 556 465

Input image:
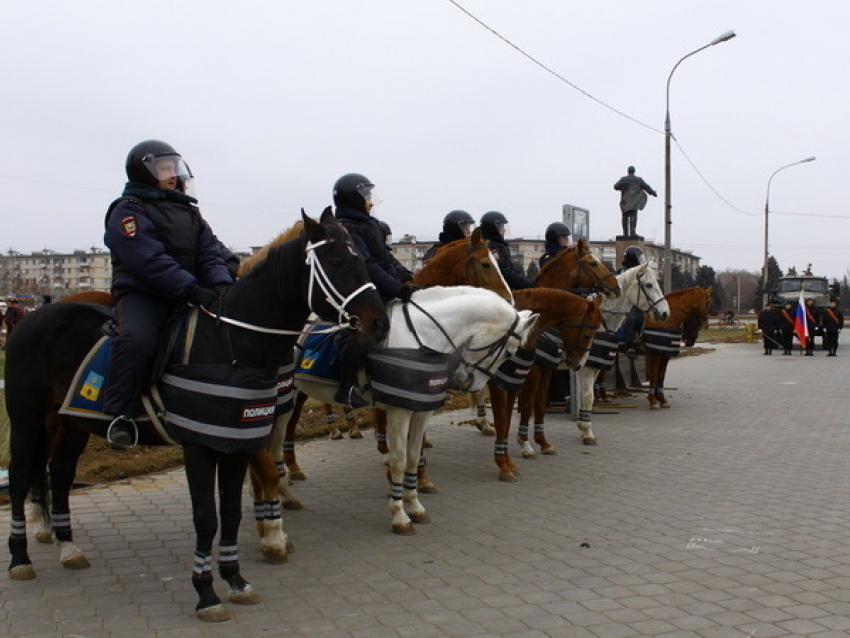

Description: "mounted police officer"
538 221 572 269
618 245 646 273
377 219 413 283
480 211 534 290
333 173 418 407
103 140 233 449
422 210 475 264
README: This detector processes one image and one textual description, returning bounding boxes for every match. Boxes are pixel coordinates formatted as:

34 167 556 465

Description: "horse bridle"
576 254 619 296
401 300 525 385
197 237 375 337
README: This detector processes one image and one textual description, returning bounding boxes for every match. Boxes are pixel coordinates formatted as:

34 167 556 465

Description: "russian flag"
794 288 809 347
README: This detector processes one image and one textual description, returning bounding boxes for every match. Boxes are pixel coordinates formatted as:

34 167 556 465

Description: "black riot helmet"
621 245 646 270
480 210 508 239
377 219 391 238
333 173 375 213
545 221 572 244
125 139 193 189
443 210 474 232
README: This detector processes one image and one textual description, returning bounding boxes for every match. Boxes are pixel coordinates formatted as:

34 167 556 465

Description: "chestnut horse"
644 285 713 409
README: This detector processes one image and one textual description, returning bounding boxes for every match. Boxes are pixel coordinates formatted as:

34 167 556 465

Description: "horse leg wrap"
51 509 72 543
517 423 529 440
376 430 387 445
253 502 269 523
534 423 545 435
403 472 418 492
282 441 295 455
345 410 355 421
218 545 261 605
324 413 336 425
275 460 287 480
417 454 426 468
578 411 592 429
390 483 403 501
495 440 507 457
477 404 487 418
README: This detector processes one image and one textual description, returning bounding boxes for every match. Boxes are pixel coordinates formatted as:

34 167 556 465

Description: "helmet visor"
458 219 475 237
141 153 193 187
356 182 379 206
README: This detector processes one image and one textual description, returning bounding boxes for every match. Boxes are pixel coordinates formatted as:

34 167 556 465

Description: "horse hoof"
349 430 363 439
230 585 262 605
9 564 36 580
423 439 433 449
35 530 53 544
499 472 518 482
392 522 417 535
329 431 344 440
649 404 660 410
282 498 304 510
61 554 91 570
409 511 430 524
288 470 307 481
582 437 597 446
262 547 289 564
660 403 670 409
197 604 231 622
521 451 536 459
542 447 557 456
418 482 438 494
286 538 296 553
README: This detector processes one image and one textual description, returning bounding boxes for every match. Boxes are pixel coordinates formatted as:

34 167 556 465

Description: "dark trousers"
621 210 638 236
103 292 173 417
824 330 840 354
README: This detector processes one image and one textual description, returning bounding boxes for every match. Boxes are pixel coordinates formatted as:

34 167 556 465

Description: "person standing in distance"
614 166 657 237
479 211 534 290
102 140 233 449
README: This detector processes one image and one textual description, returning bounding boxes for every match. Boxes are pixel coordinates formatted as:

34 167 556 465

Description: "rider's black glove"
398 285 423 304
189 286 219 310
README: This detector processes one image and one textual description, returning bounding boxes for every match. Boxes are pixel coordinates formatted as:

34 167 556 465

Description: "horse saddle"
59 307 282 453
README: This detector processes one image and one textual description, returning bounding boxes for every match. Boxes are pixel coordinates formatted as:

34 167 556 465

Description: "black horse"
4 208 388 622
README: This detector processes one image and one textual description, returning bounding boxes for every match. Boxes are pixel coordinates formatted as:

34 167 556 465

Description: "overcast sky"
2 1 848 280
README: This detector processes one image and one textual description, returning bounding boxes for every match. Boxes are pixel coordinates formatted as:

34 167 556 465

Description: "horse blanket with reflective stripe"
491 347 536 392
276 355 295 416
154 364 278 453
366 348 452 412
293 330 340 386
534 330 563 370
585 330 618 370
643 326 683 356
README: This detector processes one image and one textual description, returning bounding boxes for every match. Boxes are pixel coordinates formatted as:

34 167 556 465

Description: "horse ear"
470 227 482 245
301 208 324 239
319 206 335 225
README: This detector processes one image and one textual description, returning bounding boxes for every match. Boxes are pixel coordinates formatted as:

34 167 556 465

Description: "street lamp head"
802 156 816 163
711 30 736 45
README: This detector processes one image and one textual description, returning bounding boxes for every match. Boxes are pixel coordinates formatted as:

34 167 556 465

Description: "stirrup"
335 386 368 409
107 415 138 451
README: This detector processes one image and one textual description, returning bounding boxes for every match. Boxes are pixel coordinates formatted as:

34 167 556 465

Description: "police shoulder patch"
120 215 138 237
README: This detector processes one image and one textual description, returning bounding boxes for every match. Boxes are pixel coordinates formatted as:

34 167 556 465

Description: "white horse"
574 261 669 446
295 286 538 534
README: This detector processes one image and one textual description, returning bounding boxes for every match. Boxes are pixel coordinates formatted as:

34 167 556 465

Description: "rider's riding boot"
107 415 138 451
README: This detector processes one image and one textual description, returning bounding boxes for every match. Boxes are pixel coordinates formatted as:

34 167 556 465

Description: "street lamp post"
664 30 736 293
762 156 816 308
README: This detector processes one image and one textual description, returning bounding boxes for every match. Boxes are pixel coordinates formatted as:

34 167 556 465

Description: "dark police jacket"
335 206 406 302
104 186 231 301
538 241 566 269
422 227 466 264
482 234 534 290
822 307 844 332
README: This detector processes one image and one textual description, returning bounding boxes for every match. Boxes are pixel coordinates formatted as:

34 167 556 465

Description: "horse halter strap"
635 270 665 316
578 256 618 295
305 238 376 330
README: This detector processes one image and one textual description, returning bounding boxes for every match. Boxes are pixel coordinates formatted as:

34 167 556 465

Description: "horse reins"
196 237 375 337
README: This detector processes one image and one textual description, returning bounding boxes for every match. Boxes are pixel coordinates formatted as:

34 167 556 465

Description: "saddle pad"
585 330 619 370
367 348 452 412
644 326 683 356
534 329 563 371
59 336 149 423
491 347 536 392
155 364 278 454
294 330 340 386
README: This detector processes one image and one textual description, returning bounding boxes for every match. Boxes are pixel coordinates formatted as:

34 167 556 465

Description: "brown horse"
488 289 603 482
644 285 713 409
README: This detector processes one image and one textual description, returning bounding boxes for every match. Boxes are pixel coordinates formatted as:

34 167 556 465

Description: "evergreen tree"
695 265 722 308
526 260 539 280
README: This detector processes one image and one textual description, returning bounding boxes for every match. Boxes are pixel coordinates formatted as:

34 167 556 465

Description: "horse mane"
414 238 469 282
536 243 579 280
238 221 306 276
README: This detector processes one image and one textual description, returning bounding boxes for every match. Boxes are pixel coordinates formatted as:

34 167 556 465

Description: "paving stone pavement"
3 341 850 636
